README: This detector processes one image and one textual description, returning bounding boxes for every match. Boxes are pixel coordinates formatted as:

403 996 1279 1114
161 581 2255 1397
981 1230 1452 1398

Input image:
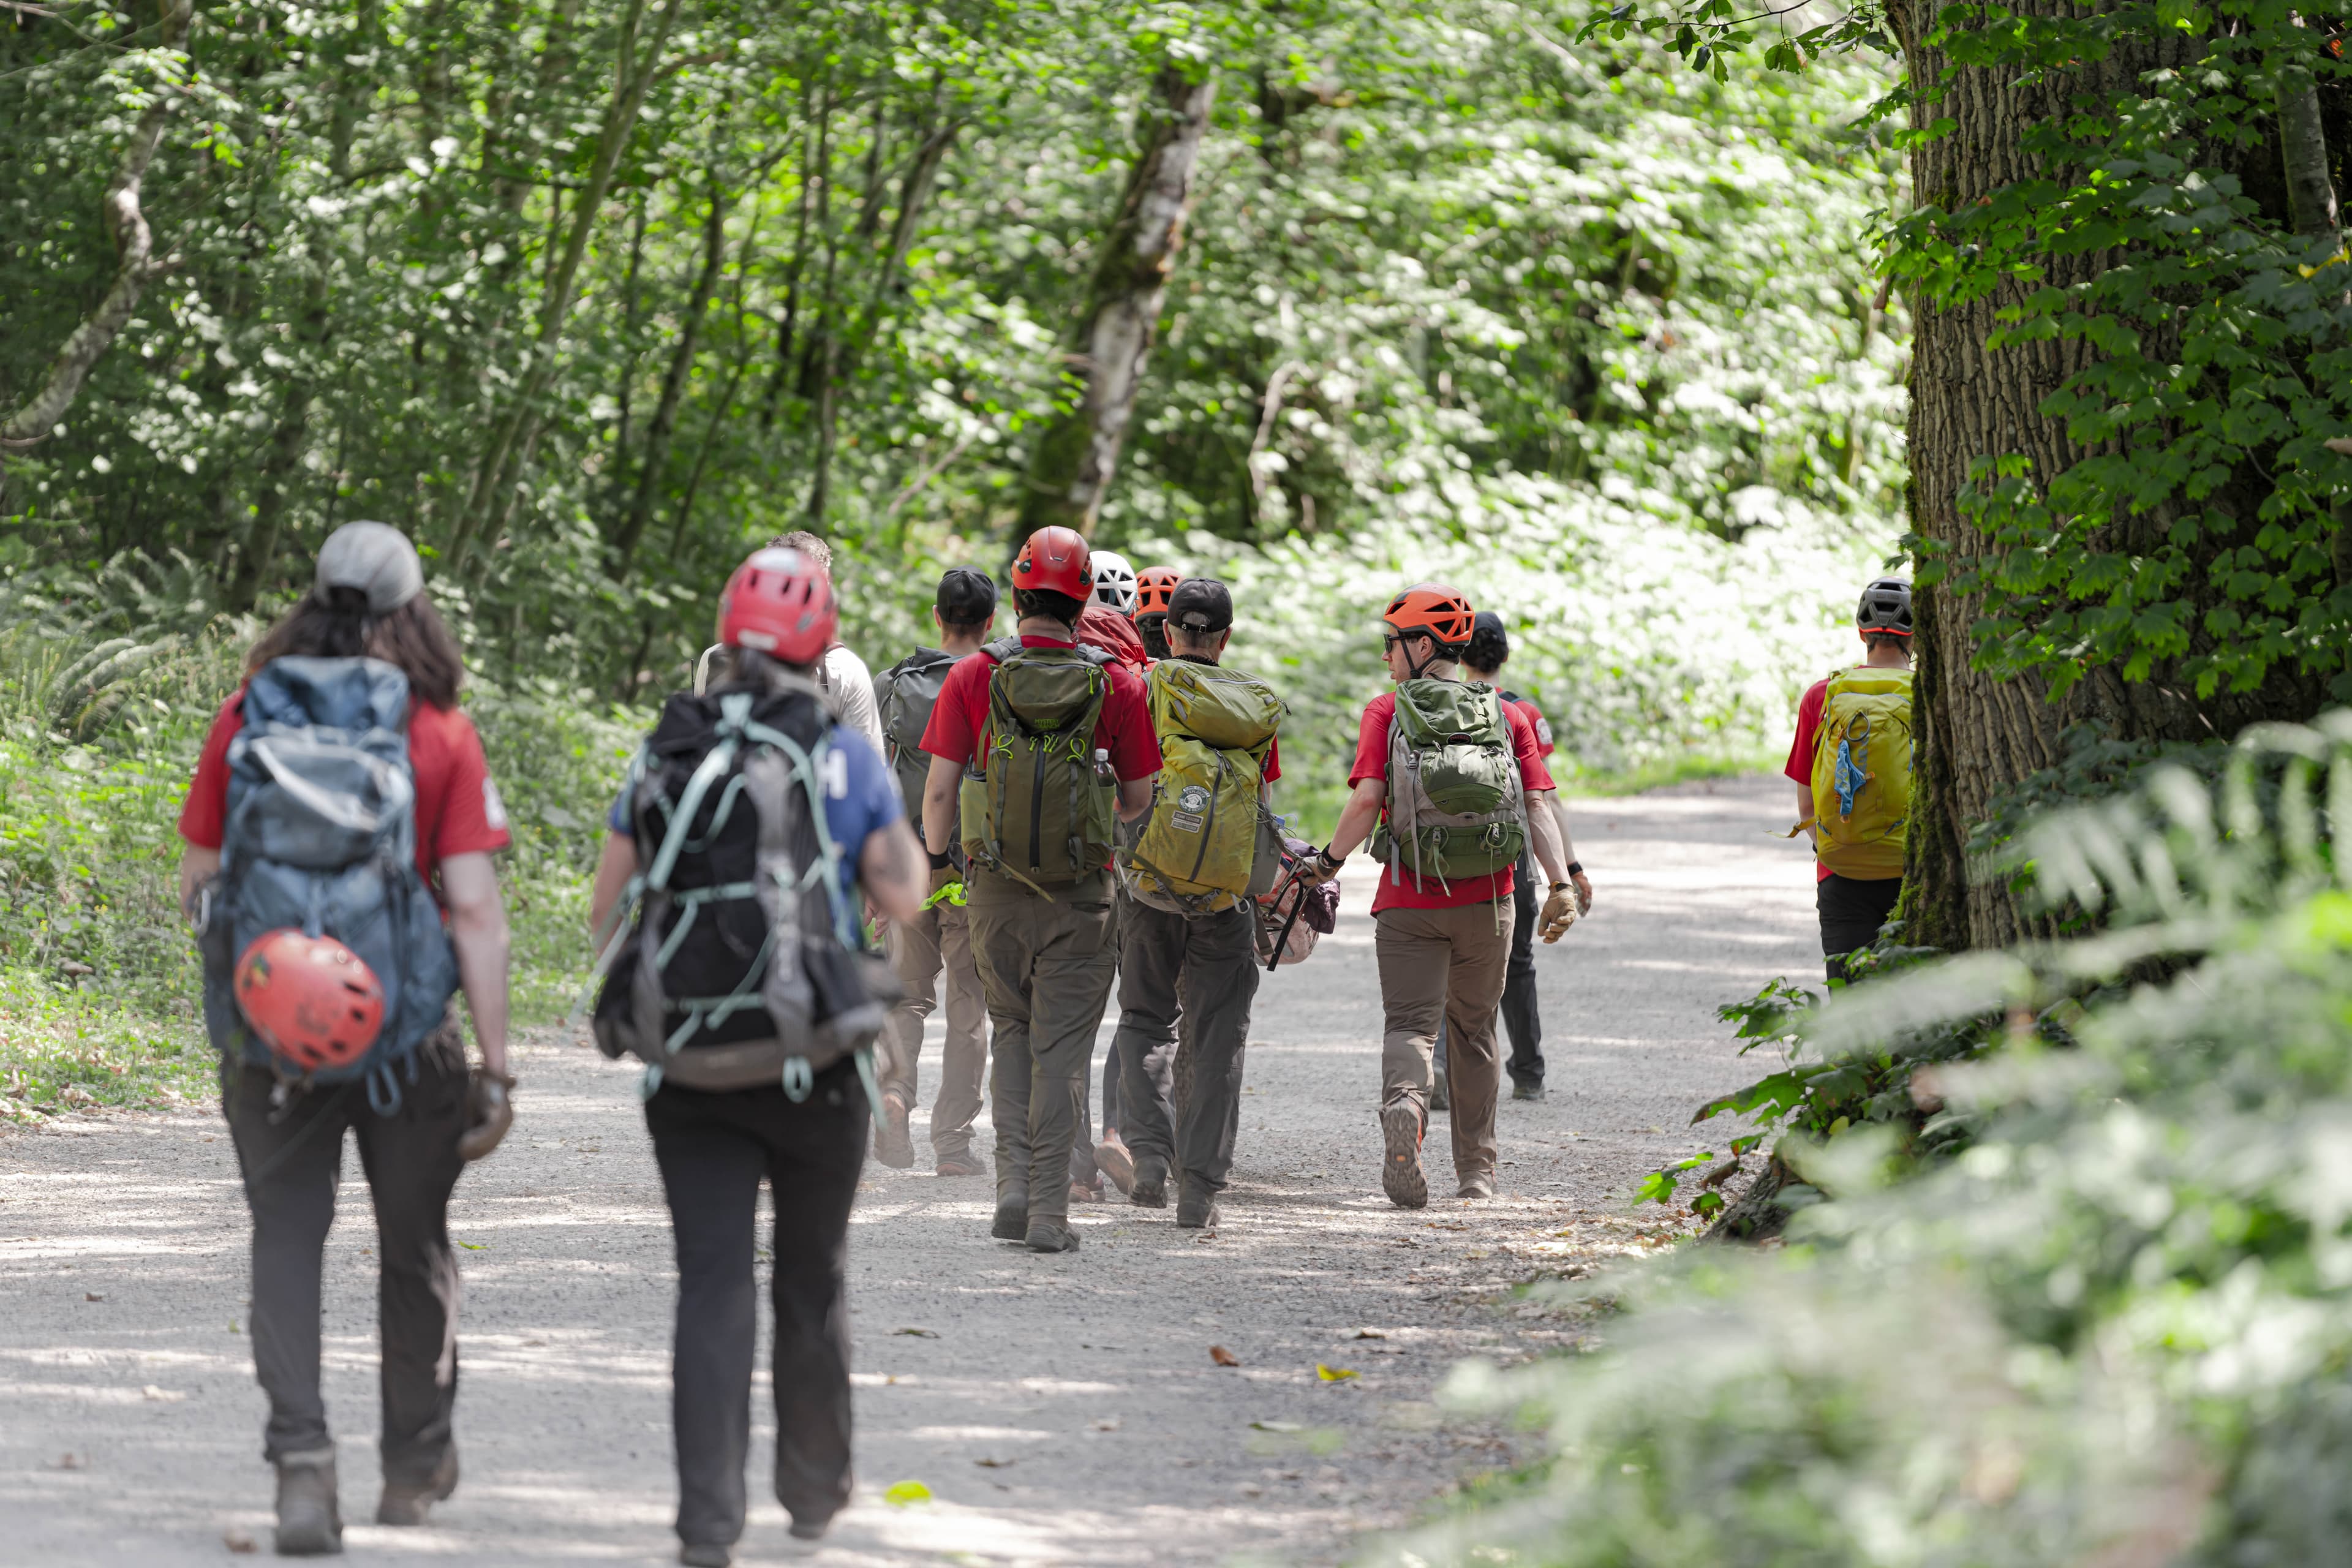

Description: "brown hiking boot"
273 1447 342 1556
1093 1131 1136 1196
1380 1103 1429 1210
376 1447 458 1526
872 1093 915 1169
935 1150 986 1178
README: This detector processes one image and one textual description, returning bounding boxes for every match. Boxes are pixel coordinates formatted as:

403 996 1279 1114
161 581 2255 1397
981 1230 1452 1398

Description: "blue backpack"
196 657 460 1110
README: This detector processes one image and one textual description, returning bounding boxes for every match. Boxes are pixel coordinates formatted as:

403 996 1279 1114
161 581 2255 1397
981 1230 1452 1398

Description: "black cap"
935 567 998 626
1167 578 1233 635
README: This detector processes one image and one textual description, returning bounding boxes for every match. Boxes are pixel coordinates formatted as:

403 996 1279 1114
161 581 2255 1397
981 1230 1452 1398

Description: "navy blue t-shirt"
608 722 902 903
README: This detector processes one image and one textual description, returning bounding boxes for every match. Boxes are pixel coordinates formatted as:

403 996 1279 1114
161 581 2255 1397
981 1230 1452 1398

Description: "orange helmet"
718 546 837 664
1011 526 1093 600
1382 583 1476 651
1135 567 1182 618
234 930 386 1074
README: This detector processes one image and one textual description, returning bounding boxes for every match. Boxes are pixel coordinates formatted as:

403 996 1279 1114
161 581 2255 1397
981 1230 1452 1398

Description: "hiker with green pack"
1109 579 1287 1229
914 526 1159 1255
1294 584 1576 1209
1785 576 1915 981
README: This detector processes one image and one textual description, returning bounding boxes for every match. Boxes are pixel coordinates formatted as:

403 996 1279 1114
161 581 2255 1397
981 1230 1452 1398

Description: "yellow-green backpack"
1808 665 1913 879
1118 659 1286 915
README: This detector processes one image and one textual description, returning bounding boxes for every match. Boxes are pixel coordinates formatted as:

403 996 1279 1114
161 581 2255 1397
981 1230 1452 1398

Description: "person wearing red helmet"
1296 584 1577 1209
589 545 926 1561
1134 565 1182 661
914 525 1159 1254
175 522 514 1552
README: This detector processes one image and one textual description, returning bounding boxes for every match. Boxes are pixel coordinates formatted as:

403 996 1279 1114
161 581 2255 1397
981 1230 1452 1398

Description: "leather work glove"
1539 883 1579 944
456 1069 516 1163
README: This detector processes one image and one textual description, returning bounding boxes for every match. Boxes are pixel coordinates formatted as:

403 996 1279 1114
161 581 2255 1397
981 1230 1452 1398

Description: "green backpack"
872 646 959 818
1120 659 1286 916
958 638 1118 894
1371 678 1525 889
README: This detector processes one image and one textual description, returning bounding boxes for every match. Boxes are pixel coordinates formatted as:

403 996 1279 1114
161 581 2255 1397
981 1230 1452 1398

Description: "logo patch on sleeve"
481 778 508 831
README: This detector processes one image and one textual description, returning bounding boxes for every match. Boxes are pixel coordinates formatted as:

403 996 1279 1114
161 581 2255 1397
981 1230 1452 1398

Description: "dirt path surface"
0 775 1813 1567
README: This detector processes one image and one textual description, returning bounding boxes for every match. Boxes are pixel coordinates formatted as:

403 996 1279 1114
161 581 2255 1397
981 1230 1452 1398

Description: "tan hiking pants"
1374 899 1515 1188
880 898 990 1160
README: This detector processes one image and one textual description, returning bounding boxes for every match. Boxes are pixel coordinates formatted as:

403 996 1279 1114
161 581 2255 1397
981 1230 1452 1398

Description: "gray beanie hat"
315 521 424 614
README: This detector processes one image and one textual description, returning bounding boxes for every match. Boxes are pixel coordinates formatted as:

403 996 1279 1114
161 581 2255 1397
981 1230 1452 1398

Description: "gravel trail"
0 775 1814 1566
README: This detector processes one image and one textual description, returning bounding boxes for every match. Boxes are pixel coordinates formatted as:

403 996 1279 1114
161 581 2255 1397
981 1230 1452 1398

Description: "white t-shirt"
820 644 884 755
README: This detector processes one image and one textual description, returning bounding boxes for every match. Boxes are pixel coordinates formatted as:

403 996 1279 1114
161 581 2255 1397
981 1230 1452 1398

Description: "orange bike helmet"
1382 583 1476 652
234 930 386 1074
1134 567 1182 619
1011 526 1093 600
718 546 837 665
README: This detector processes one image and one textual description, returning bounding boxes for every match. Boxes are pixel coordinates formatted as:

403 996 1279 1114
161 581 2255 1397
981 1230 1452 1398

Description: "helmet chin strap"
1401 634 1442 679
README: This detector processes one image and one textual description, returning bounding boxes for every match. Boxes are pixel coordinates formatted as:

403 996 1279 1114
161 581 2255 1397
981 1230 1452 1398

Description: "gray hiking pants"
966 867 1120 1224
880 898 990 1160
1376 899 1515 1190
221 1021 468 1485
1112 898 1259 1196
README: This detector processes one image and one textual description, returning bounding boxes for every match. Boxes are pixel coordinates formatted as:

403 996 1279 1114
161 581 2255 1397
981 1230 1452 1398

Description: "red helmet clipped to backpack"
1011 526 1093 601
234 930 387 1074
718 546 837 665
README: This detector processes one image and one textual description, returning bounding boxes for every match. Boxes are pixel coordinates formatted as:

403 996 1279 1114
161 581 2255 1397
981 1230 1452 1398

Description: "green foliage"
1382 712 2352 1566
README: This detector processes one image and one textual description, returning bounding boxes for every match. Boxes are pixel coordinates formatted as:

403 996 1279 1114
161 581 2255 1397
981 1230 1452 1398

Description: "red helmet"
718 546 837 665
1135 567 1182 619
1383 583 1476 651
1011 526 1093 600
234 930 386 1074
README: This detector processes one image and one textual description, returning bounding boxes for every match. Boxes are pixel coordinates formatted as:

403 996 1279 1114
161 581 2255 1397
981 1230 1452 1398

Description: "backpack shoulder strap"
982 636 1023 664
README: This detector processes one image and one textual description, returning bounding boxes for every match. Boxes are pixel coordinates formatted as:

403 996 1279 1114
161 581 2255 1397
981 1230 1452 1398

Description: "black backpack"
590 677 896 1098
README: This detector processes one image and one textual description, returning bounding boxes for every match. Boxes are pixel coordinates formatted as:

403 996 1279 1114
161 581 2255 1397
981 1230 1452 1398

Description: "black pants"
646 1066 868 1547
1819 873 1903 981
1433 856 1545 1088
1112 900 1259 1195
221 1023 468 1484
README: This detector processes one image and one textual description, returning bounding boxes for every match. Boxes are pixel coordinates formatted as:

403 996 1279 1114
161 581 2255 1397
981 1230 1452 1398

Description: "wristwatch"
1565 861 1584 876
927 849 952 870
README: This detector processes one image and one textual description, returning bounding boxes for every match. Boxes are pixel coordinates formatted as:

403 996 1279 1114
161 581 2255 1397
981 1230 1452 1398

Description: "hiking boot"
1379 1103 1429 1210
375 1447 458 1525
788 1510 833 1542
679 1544 731 1567
1093 1132 1137 1196
1429 1068 1450 1113
1458 1174 1496 1201
1069 1179 1102 1204
1176 1186 1221 1231
935 1150 986 1178
272 1447 342 1556
992 1182 1030 1241
1129 1156 1169 1209
872 1093 915 1169
1025 1216 1082 1253
1510 1080 1546 1103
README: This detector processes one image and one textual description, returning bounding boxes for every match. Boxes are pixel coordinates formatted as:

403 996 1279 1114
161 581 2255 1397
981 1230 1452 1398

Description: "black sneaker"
1130 1157 1169 1208
1176 1188 1221 1230
273 1448 343 1556
992 1185 1030 1241
1025 1216 1081 1253
679 1544 731 1567
1510 1080 1546 1103
1379 1104 1429 1210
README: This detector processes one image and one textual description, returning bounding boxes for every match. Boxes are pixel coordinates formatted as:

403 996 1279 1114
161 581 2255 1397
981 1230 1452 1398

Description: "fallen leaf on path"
1316 1365 1359 1382
53 1453 82 1470
457 1242 486 1251
143 1384 183 1402
1250 1420 1303 1433
973 1457 1015 1468
1091 1417 1120 1431
1352 1329 1387 1340
894 1327 939 1338
223 1529 257 1554
1210 1345 1240 1367
884 1480 932 1507
83 1292 103 1302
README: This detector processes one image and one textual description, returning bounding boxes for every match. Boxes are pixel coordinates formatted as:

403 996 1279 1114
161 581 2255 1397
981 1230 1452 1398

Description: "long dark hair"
246 587 467 709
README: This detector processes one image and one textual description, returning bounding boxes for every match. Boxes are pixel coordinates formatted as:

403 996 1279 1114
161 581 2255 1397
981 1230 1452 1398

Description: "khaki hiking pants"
965 867 1120 1224
1375 899 1515 1191
880 899 990 1161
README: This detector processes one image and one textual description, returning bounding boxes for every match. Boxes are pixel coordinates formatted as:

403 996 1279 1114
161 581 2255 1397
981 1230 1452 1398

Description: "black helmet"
1856 576 1912 636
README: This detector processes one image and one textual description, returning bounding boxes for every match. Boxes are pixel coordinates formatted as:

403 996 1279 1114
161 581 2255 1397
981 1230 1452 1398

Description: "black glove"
456 1069 515 1163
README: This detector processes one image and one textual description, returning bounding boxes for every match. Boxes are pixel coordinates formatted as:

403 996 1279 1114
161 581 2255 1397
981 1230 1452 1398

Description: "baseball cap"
1167 578 1234 635
935 566 998 626
316 521 424 614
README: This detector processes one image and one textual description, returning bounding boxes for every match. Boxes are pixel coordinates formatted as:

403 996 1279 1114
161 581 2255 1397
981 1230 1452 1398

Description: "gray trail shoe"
679 1543 732 1567
872 1094 916 1169
376 1447 458 1526
1024 1216 1081 1253
991 1177 1030 1241
1175 1187 1221 1230
1129 1156 1169 1208
1380 1103 1430 1210
273 1447 343 1556
1510 1080 1546 1102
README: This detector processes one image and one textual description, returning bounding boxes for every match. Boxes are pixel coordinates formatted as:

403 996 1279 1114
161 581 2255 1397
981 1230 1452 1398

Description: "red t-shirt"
920 635 1160 781
1499 690 1555 756
1784 673 1849 884
1349 688 1556 914
178 687 512 895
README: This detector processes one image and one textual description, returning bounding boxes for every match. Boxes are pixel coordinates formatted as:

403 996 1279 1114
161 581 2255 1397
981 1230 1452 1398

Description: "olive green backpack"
958 639 1117 894
1372 678 1526 889
1119 659 1286 916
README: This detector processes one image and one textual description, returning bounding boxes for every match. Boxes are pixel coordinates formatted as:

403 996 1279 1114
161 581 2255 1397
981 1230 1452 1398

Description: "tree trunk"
1888 3 2328 952
611 174 728 577
1015 66 1216 539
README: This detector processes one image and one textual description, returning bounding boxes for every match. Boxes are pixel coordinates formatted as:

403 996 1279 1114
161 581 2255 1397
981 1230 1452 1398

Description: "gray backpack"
872 647 959 818
195 657 460 1109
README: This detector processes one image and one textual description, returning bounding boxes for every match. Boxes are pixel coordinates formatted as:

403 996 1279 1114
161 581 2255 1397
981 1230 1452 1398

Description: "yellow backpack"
1807 666 1913 879
1118 660 1285 915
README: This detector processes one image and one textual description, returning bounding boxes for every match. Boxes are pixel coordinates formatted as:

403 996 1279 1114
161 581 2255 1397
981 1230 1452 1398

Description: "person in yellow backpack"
1785 576 1913 981
1108 579 1286 1228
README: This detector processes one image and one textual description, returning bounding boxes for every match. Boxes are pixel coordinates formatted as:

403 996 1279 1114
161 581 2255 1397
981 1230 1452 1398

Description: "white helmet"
1088 549 1139 616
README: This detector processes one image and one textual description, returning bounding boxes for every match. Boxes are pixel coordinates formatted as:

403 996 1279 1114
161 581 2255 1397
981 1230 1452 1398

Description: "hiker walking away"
587 546 925 1562
1787 577 1913 981
1431 612 1593 1107
691 532 884 752
1134 566 1182 662
1110 579 1285 1228
1068 597 1150 1200
1089 549 1140 617
914 526 1158 1253
1296 585 1578 1208
175 521 515 1555
867 567 998 1177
